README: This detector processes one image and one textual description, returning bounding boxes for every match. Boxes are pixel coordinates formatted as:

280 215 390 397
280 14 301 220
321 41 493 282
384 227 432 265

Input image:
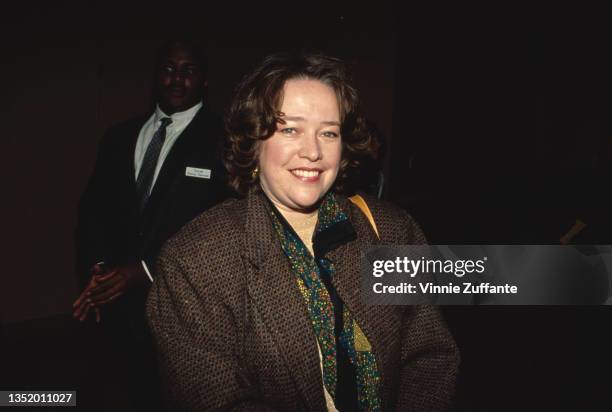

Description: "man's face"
156 43 206 114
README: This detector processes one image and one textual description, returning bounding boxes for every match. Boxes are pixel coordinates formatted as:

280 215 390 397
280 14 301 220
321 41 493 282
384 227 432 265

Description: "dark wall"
387 10 612 244
386 10 612 409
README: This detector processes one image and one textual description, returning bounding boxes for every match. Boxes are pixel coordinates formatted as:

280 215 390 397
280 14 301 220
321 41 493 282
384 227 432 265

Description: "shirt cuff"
141 260 154 283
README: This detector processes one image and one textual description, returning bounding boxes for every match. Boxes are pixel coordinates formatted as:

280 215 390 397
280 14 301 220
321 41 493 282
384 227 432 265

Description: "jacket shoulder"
157 197 246 271
185 108 224 141
100 116 148 147
349 193 427 244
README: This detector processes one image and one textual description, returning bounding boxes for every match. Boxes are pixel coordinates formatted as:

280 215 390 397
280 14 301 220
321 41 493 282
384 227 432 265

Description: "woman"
147 52 459 411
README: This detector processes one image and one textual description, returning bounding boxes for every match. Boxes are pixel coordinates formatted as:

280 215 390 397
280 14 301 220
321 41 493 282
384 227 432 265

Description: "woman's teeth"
292 169 320 178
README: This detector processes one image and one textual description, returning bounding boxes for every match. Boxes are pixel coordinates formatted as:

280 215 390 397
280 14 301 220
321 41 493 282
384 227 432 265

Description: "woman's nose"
298 133 322 161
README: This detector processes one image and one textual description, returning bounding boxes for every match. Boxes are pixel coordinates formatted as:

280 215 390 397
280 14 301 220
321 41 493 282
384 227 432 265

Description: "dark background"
2 2 611 411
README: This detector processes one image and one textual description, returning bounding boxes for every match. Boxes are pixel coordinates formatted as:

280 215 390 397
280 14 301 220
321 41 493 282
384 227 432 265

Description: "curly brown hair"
224 52 378 195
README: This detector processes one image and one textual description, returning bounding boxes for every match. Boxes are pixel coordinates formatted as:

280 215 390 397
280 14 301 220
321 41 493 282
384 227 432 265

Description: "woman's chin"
289 195 325 213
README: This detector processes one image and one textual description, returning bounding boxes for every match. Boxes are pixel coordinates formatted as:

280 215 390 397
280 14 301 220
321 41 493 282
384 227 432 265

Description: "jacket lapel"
328 196 404 408
121 117 146 219
242 190 327 410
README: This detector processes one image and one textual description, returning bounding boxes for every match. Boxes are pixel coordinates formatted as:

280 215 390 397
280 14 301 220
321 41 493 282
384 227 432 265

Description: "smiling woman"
258 78 343 228
146 52 460 411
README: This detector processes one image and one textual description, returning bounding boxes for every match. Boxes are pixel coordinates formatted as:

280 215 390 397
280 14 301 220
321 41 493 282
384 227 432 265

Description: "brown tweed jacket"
146 189 460 411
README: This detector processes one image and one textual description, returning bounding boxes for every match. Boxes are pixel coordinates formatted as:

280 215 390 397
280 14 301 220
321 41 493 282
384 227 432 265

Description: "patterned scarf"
268 192 381 411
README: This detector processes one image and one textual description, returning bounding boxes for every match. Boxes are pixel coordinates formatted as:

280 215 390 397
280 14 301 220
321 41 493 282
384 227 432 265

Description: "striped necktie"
136 117 172 209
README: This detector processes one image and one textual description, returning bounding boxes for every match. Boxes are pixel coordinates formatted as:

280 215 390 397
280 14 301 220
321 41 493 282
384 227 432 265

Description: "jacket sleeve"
146 242 276 412
395 304 460 411
395 210 460 411
74 129 115 286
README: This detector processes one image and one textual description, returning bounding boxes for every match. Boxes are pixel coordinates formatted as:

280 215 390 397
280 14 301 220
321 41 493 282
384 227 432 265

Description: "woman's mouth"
290 168 321 182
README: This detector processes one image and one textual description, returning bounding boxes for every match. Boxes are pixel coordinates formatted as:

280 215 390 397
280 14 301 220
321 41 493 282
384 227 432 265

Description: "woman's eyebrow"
282 116 340 127
282 116 305 122
321 121 341 126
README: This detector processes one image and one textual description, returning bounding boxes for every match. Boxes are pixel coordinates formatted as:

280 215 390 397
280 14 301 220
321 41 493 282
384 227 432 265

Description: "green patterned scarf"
267 192 381 411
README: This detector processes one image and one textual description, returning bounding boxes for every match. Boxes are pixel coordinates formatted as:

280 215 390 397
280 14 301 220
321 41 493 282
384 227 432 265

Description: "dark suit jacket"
147 189 460 411
75 106 229 295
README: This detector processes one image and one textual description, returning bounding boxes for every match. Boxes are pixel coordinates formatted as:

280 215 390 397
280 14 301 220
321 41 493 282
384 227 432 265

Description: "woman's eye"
280 128 297 135
322 131 339 138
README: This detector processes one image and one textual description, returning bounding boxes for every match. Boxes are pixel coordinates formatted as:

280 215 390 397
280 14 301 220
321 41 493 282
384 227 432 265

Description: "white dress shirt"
134 101 203 187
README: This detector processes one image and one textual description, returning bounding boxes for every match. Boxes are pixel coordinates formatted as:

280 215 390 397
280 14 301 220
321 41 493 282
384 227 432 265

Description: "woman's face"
258 78 342 213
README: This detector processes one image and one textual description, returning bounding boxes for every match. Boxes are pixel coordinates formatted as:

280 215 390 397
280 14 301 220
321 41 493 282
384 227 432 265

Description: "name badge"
185 167 211 179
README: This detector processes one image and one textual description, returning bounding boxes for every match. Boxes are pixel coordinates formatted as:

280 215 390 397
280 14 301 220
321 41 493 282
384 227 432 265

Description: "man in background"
73 39 228 411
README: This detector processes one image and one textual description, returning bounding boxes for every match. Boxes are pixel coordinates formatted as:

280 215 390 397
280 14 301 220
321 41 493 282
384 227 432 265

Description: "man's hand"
72 262 149 322
85 262 149 306
73 263 105 322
